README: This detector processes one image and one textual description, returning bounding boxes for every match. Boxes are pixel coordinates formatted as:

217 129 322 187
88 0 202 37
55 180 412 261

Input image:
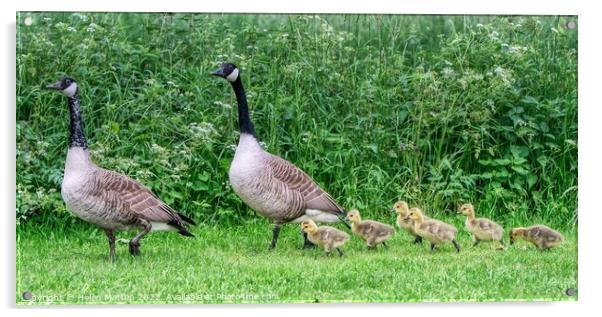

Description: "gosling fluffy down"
346 209 395 249
458 203 504 249
392 201 423 244
406 207 460 252
301 219 350 256
510 224 564 250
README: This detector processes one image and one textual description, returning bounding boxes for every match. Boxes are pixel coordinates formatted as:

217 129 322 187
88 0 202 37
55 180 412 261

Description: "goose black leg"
413 236 423 244
130 220 151 256
269 223 281 250
105 229 116 262
336 248 345 257
452 239 461 253
302 231 316 249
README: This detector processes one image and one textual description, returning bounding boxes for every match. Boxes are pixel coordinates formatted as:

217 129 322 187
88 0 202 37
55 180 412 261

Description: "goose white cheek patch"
226 68 239 82
62 83 78 97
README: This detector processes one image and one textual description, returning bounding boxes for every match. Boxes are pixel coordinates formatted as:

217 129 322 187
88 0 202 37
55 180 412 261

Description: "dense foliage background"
16 13 577 230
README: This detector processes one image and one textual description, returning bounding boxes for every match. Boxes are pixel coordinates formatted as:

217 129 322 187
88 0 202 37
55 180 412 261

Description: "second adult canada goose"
211 63 349 250
45 76 195 261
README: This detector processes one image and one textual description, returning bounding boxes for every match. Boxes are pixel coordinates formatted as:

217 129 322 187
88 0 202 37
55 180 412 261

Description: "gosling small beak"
390 208 396 214
45 81 62 90
210 68 226 77
403 216 411 221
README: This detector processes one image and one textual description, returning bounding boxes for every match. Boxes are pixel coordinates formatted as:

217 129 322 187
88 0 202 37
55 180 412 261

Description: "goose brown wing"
266 154 345 215
90 169 193 231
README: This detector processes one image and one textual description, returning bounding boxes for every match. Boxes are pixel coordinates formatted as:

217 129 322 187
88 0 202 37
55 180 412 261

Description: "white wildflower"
67 26 77 33
87 23 99 33
441 67 456 79
213 101 232 109
189 122 218 141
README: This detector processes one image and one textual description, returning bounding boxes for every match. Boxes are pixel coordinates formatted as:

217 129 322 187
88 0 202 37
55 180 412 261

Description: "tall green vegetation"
16 13 577 229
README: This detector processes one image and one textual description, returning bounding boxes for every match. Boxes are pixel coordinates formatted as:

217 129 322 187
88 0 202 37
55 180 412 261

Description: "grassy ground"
17 220 577 304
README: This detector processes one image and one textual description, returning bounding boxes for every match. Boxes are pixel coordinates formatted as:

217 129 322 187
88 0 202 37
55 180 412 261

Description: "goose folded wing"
267 155 345 215
92 169 187 227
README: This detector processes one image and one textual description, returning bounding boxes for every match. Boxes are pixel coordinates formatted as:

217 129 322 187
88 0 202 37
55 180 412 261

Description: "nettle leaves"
478 145 537 192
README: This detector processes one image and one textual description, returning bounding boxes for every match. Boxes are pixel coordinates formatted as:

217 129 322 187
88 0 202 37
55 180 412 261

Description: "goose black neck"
230 77 256 137
67 94 88 149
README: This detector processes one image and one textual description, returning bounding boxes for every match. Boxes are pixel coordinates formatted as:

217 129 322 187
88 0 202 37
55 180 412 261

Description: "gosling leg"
269 223 281 251
452 239 461 253
336 248 345 257
129 220 151 256
104 229 116 262
413 236 423 244
382 241 389 250
473 239 480 247
430 243 436 251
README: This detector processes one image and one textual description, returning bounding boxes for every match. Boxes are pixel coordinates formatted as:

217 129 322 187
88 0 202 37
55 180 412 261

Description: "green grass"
17 221 577 304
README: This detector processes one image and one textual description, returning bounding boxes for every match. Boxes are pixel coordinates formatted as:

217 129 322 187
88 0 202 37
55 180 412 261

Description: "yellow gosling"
392 201 423 244
509 225 564 250
406 207 460 252
301 219 350 256
458 203 505 250
346 209 395 250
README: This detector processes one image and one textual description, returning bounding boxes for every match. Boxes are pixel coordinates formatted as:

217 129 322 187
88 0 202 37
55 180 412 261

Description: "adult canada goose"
45 76 195 261
211 63 349 250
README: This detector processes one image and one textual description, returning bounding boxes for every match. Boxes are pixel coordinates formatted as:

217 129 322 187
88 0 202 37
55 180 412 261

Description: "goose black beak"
45 81 62 90
210 68 226 77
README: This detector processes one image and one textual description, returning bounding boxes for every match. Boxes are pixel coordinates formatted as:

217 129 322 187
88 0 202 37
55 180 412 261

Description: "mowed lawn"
17 221 577 304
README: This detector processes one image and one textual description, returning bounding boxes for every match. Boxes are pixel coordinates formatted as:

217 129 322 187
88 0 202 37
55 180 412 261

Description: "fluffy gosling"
301 219 350 256
345 209 395 250
509 225 564 250
458 203 505 250
406 207 460 252
391 201 423 244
